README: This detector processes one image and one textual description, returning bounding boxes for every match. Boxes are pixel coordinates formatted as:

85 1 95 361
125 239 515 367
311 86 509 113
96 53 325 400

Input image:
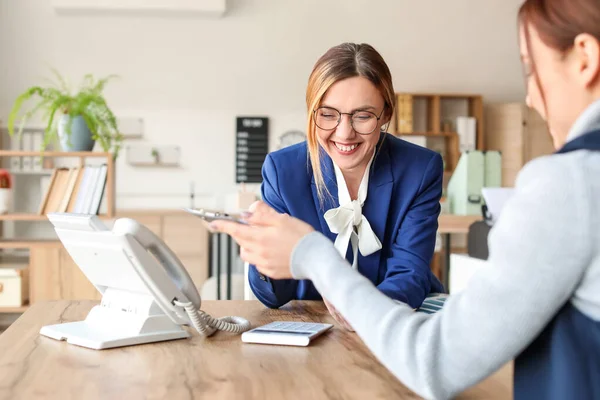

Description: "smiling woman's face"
315 76 387 173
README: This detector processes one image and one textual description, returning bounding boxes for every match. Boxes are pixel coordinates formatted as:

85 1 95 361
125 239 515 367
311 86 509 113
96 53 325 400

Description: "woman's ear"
381 108 393 131
574 33 600 88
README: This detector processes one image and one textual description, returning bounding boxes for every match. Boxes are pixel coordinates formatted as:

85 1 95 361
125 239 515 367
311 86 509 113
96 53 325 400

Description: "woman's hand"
323 298 354 331
209 201 314 279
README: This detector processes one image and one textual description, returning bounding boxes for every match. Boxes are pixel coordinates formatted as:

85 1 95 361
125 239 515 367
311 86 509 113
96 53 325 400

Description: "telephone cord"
174 300 251 336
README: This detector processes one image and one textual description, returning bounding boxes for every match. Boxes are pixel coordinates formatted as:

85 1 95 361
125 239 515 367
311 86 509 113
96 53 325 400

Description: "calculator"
241 321 333 347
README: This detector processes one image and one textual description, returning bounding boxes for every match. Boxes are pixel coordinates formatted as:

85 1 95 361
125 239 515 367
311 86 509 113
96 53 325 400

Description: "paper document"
482 187 514 224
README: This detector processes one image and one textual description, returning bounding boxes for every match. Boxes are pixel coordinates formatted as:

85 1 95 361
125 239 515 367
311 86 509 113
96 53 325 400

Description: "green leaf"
8 87 44 136
8 70 123 157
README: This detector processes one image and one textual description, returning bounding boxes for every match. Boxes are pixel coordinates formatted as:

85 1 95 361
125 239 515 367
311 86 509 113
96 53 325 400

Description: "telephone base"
40 321 189 349
39 305 191 350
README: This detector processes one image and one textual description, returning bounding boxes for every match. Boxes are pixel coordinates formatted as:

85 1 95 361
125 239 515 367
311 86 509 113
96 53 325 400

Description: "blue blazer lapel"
310 150 339 243
360 135 394 282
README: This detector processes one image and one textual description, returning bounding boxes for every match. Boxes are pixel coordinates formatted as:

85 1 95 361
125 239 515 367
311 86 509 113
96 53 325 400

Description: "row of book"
395 93 414 134
39 165 107 215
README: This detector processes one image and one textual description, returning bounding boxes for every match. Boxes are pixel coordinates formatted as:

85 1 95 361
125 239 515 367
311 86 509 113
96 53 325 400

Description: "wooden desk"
438 214 483 288
438 214 482 235
0 300 512 399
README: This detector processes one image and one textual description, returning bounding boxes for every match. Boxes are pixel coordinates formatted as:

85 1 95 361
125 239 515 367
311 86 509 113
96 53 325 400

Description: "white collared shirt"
324 151 382 269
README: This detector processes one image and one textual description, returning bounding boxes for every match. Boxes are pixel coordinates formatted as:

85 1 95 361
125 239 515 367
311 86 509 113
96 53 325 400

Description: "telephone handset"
39 213 251 350
112 218 250 336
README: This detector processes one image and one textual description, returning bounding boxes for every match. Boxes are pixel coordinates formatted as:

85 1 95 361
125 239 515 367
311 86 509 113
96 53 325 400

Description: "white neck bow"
324 152 382 269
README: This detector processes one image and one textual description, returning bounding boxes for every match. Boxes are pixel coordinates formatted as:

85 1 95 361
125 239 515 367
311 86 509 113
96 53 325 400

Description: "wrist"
290 231 329 279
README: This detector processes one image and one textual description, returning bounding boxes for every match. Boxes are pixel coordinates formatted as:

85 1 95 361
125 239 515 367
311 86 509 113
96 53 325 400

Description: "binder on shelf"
456 116 477 152
447 151 503 215
21 132 33 171
32 133 44 171
396 93 414 134
484 151 502 188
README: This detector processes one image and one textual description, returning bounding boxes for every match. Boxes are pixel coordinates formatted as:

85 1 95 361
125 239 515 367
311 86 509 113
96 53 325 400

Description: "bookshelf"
0 150 115 220
390 92 484 174
0 304 29 313
0 150 115 315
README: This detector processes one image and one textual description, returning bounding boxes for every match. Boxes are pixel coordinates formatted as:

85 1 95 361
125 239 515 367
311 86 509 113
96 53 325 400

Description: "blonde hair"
305 43 396 205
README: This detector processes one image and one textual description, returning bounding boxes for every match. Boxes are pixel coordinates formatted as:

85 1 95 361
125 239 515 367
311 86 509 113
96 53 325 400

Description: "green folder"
447 150 502 215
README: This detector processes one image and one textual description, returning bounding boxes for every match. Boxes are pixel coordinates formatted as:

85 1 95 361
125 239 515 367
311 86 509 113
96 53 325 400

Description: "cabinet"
27 210 210 303
485 103 554 187
161 214 209 287
29 243 100 303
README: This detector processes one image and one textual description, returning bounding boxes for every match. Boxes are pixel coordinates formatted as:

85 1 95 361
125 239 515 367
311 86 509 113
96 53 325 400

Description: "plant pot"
58 114 95 152
0 188 12 214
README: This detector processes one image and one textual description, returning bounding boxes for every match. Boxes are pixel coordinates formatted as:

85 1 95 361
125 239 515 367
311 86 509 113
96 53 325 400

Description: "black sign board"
236 116 269 183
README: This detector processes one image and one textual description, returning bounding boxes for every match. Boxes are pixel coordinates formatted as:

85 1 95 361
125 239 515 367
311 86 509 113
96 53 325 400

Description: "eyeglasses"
313 106 385 135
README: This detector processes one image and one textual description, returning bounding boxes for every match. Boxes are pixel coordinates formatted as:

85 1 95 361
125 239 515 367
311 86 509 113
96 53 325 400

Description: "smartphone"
182 208 247 224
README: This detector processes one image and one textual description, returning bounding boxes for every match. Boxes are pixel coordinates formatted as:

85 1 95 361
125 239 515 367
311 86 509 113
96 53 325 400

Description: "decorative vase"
58 114 95 152
0 188 12 214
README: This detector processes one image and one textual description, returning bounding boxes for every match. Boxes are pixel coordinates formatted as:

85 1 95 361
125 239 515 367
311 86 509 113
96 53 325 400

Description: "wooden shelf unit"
390 92 485 173
0 304 29 313
0 239 60 249
398 131 456 137
0 213 114 222
0 150 116 220
0 151 116 314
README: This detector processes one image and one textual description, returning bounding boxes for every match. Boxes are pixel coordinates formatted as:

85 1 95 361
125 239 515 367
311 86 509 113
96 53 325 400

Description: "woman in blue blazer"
217 1 600 397
248 43 444 318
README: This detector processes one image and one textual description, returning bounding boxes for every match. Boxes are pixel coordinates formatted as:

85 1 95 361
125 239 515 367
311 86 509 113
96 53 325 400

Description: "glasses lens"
315 107 340 130
352 111 378 134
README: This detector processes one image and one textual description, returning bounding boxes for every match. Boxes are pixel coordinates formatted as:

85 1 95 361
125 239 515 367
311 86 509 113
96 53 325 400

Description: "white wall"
0 0 527 211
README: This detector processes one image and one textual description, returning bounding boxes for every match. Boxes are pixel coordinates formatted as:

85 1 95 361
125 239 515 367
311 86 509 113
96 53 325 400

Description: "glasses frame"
312 106 386 135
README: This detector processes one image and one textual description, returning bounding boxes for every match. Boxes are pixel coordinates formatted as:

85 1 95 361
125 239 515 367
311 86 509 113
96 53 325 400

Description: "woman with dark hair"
214 0 600 398
246 42 445 328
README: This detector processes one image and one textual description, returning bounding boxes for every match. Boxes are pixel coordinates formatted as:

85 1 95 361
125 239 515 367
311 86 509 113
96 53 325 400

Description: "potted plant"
7 71 123 158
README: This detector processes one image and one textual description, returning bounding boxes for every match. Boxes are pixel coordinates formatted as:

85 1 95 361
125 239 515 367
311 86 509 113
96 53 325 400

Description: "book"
67 166 86 213
39 168 71 214
88 165 107 214
58 167 80 212
81 166 99 214
74 166 95 213
38 169 58 215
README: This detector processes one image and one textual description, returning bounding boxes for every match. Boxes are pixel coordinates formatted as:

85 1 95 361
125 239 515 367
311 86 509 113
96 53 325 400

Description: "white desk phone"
39 212 332 350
